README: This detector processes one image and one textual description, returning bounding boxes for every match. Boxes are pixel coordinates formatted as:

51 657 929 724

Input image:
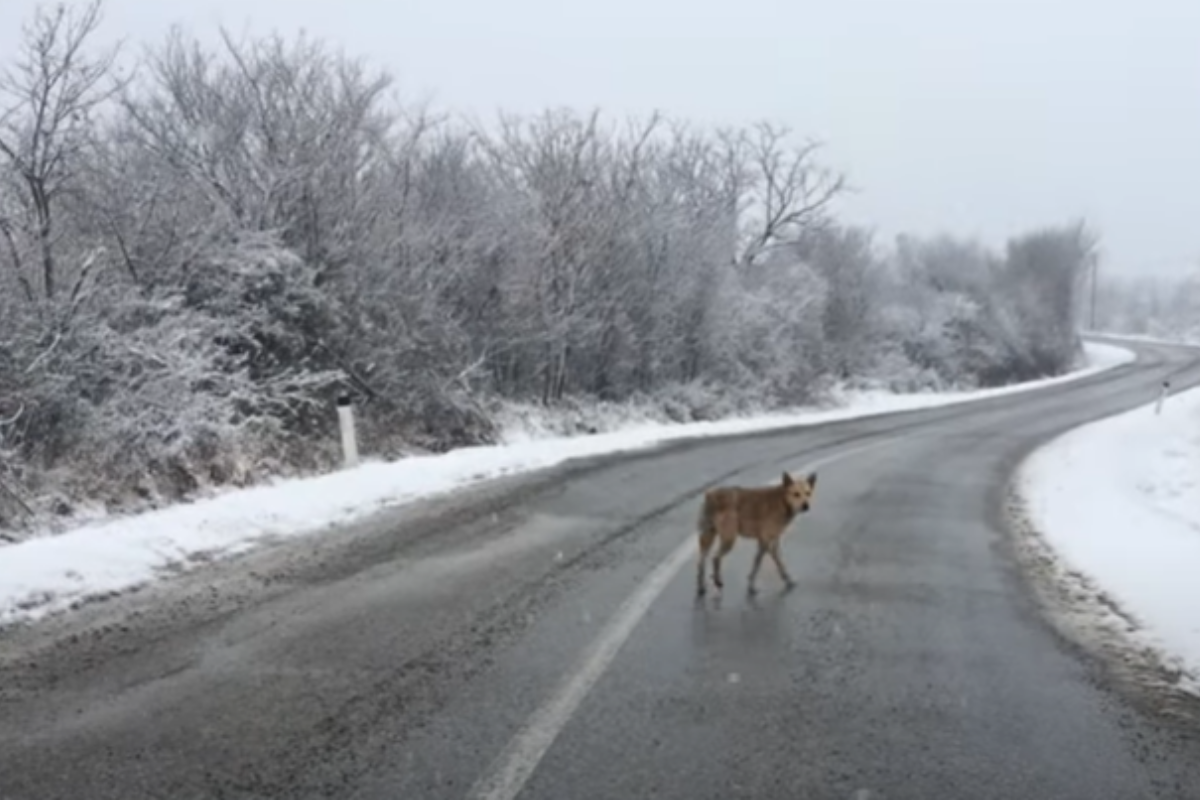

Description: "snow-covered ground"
1020 376 1200 691
0 341 1134 626
1083 330 1200 348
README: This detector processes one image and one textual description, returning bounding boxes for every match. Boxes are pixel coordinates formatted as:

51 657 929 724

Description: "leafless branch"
0 403 24 428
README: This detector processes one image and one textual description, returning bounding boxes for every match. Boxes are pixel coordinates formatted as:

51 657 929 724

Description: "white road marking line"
466 533 694 800
465 440 895 800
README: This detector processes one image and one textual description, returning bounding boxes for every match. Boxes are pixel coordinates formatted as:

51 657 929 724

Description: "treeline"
1091 271 1200 341
0 1 1095 526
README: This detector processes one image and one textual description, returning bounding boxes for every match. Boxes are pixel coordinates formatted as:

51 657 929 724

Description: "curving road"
3 339 1200 800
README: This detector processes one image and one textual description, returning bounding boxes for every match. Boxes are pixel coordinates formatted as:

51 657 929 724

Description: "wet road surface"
3 338 1200 800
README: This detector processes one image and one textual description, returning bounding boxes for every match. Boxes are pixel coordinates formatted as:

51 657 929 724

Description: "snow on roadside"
1083 330 1200 349
496 341 1136 443
0 341 1134 626
1020 378 1200 691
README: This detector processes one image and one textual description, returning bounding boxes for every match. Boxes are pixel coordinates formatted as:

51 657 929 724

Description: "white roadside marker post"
337 394 360 468
1156 380 1170 416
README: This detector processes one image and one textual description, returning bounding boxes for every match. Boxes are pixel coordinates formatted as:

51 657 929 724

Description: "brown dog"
696 470 818 596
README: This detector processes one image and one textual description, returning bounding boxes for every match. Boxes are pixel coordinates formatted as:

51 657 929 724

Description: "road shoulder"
1006 383 1200 730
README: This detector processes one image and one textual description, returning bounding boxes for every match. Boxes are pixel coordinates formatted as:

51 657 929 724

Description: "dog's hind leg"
711 519 737 592
711 538 735 591
767 539 796 589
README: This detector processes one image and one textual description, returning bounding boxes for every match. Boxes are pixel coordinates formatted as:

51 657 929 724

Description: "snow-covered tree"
0 4 1098 527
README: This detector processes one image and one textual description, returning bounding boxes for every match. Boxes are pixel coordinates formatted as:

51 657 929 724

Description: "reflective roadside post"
1156 380 1170 416
337 394 360 468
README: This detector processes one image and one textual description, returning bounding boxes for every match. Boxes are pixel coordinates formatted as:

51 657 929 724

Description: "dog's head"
781 470 818 514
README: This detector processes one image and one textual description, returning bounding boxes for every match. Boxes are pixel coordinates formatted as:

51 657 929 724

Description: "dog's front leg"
747 544 767 595
768 540 796 589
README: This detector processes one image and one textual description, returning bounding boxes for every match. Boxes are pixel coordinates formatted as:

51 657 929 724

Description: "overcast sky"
2 0 1197 275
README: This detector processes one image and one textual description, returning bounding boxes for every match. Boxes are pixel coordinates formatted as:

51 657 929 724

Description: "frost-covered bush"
0 3 1095 529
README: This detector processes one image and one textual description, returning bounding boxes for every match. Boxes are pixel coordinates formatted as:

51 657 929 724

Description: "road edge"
0 341 1139 630
1005 486 1200 722
1000 381 1200 732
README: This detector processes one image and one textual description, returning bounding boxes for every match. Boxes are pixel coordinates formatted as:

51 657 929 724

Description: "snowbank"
1083 330 1200 349
0 340 1134 626
1020 378 1200 689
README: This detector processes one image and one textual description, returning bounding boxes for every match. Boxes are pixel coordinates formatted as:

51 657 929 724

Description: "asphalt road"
4 339 1200 800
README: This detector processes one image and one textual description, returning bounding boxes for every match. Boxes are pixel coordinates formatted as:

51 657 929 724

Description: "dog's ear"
782 471 793 486
807 471 818 488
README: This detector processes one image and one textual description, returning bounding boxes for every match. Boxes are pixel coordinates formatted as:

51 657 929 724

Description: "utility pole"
1089 260 1099 331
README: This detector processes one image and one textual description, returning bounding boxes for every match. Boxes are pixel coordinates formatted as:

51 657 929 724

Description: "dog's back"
699 484 793 543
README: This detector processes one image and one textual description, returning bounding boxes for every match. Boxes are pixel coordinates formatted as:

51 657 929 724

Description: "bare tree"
997 220 1099 373
730 122 847 270
0 0 120 303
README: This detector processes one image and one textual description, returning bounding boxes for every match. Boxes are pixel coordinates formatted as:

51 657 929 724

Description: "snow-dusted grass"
498 341 1135 443
0 341 1134 626
1020 378 1200 690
